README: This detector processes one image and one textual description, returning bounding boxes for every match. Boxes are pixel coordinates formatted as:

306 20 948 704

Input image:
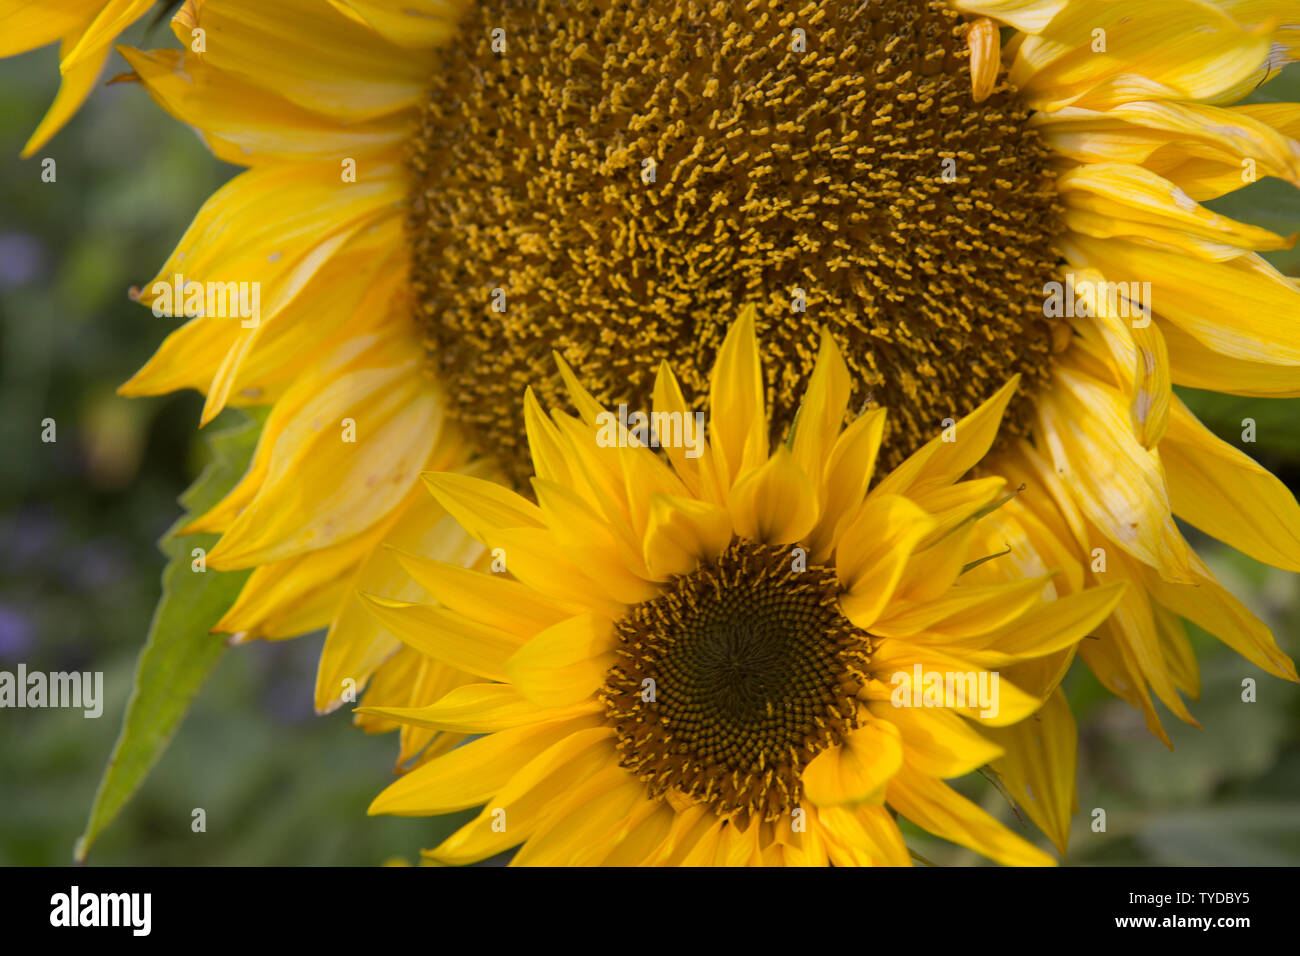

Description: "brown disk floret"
601 538 873 825
409 0 1064 484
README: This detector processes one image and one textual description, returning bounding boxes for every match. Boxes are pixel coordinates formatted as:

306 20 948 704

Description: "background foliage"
0 22 1297 865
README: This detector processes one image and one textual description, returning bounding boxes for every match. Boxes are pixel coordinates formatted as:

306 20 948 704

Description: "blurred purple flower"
0 508 60 570
0 605 33 659
0 232 46 288
75 538 128 591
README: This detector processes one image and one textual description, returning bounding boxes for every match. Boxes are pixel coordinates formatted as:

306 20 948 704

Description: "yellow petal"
58 0 152 73
807 407 886 561
207 358 439 566
552 350 608 426
1078 623 1172 747
1092 547 1198 725
892 520 978 606
511 766 645 866
652 359 707 499
836 494 938 629
886 765 1055 867
676 820 728 867
874 376 1019 498
643 803 715 866
357 683 599 734
872 577 1052 641
598 802 677 866
985 687 1077 856
367 717 595 816
1141 556 1298 682
727 445 819 545
908 476 1007 548
641 493 733 580
873 703 1003 779
358 595 523 682
1011 0 1269 111
869 643 1041 726
802 719 903 807
481 525 628 619
1153 601 1200 699
388 548 568 636
0 2 98 57
428 726 613 865
777 809 831 866
311 488 480 713
817 805 911 867
708 304 767 488
1058 163 1292 252
522 387 574 487
1064 236 1300 366
1164 320 1300 397
504 613 617 708
120 46 408 165
324 0 462 49
1038 101 1300 200
790 328 850 480
951 0 1067 33
1162 396 1300 572
420 471 545 542
170 0 429 120
22 34 108 157
531 478 655 602
1036 364 1194 582
959 582 1126 665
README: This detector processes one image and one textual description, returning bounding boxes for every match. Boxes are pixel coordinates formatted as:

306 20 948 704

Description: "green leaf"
74 408 264 862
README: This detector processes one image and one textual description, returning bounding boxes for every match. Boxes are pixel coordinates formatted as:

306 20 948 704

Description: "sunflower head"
362 307 1123 865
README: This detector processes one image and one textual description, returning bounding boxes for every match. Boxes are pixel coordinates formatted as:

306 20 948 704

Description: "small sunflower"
114 0 1300 821
0 0 159 155
360 309 1123 866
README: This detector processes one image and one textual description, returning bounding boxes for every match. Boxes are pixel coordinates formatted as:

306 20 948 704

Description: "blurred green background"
0 21 1297 866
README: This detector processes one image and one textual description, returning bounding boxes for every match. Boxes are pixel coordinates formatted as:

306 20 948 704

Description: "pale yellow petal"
358 595 522 682
504 613 617 708
1036 364 1194 581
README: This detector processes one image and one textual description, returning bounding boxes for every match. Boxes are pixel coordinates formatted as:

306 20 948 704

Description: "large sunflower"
362 308 1123 865
113 0 1300 836
0 0 158 155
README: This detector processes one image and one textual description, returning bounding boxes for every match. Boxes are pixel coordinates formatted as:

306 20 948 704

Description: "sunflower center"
409 0 1064 484
601 539 870 823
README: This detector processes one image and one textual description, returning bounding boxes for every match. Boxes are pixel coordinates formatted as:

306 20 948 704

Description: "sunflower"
0 0 160 155
360 308 1124 865
115 0 1300 828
